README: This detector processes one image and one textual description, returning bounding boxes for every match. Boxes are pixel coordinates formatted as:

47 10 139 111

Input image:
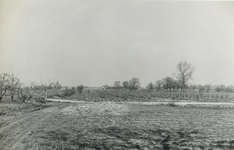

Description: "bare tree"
146 82 154 90
113 81 121 88
174 61 195 91
14 81 39 102
129 78 140 90
16 82 28 102
9 74 21 101
0 73 11 101
122 81 129 89
155 80 164 91
189 84 197 92
162 77 175 91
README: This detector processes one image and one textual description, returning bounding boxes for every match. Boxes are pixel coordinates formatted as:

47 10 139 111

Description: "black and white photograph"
0 0 234 149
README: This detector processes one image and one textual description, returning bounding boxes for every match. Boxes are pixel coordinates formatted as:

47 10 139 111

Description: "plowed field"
0 101 234 150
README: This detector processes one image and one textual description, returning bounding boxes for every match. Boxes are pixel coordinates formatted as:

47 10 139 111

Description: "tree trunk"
45 90 47 101
0 89 7 101
11 95 14 101
182 84 185 92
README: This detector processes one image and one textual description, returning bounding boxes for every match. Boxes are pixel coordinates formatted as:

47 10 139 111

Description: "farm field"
57 89 234 103
0 100 234 150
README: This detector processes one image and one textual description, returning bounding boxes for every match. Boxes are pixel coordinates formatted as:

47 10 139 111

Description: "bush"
63 89 75 97
122 93 129 100
77 85 84 93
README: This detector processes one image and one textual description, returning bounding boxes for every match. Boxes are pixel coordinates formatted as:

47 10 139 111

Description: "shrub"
63 88 75 97
77 85 84 93
122 93 129 100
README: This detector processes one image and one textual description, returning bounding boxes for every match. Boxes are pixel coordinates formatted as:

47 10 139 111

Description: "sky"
0 0 234 87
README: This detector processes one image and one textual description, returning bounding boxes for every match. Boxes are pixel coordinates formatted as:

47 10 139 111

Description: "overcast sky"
1 0 234 87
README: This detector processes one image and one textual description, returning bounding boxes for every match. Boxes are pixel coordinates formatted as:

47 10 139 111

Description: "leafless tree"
146 82 154 90
122 81 129 89
154 80 164 91
0 73 11 101
189 84 197 92
15 82 28 102
162 77 175 91
113 81 121 88
129 78 140 90
174 61 195 91
9 74 21 101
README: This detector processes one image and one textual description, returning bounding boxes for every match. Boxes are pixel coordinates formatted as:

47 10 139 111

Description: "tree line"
112 61 194 91
1 61 233 103
0 73 66 102
113 61 234 93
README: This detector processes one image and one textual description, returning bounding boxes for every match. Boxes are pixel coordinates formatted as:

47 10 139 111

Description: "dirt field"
0 101 234 150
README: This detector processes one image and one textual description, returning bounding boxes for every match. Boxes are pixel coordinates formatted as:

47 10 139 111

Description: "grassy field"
0 100 233 149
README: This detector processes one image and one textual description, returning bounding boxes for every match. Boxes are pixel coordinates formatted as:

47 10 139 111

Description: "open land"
0 98 234 150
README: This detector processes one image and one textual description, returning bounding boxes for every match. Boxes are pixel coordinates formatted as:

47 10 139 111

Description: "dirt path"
48 98 234 106
48 98 85 103
0 103 70 150
124 101 234 106
0 101 122 149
